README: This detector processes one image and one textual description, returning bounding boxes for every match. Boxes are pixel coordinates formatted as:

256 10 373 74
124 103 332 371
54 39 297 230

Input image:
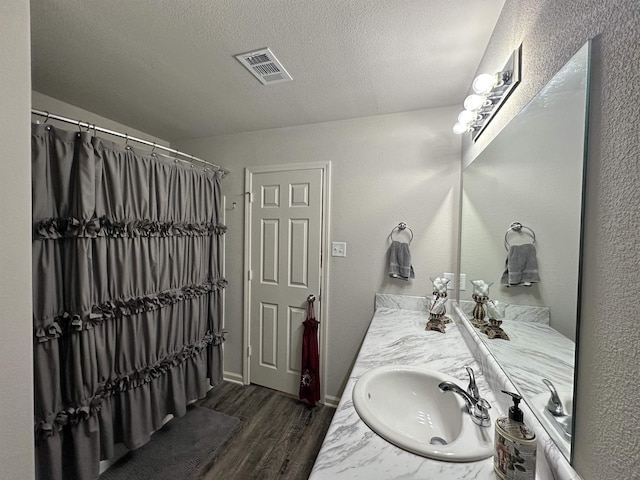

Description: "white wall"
463 2 640 479
0 1 35 478
174 106 461 398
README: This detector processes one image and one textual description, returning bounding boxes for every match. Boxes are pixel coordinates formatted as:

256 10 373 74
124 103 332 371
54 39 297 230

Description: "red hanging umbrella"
299 296 320 405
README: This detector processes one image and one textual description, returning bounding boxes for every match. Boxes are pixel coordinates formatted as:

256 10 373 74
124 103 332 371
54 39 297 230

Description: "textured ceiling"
30 0 505 141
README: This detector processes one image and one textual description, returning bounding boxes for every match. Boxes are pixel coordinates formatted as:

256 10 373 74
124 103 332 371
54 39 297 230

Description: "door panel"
287 306 306 374
261 219 279 284
289 219 309 287
249 167 323 395
259 302 278 368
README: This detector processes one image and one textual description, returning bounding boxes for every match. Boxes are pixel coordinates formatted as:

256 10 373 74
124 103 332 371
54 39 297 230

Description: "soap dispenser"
494 390 537 480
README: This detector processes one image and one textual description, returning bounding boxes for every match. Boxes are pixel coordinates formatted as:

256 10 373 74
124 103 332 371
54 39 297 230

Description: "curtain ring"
151 143 157 157
125 134 132 150
43 112 50 124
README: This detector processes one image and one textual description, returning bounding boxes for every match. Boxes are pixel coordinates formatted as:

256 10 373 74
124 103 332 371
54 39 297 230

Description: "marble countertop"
454 303 580 479
476 319 575 400
309 296 507 480
458 297 574 402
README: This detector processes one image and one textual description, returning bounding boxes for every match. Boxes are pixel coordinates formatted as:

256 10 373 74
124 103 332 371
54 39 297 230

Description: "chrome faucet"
439 366 491 427
542 378 572 438
542 378 565 416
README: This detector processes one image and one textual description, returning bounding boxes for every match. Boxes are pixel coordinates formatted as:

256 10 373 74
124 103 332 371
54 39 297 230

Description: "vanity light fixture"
453 45 522 140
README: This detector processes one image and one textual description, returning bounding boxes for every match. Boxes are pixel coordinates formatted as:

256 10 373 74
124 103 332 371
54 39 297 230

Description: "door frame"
243 161 331 403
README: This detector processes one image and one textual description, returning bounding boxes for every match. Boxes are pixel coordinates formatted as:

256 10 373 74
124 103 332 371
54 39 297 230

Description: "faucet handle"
465 366 480 400
472 397 492 427
542 378 565 416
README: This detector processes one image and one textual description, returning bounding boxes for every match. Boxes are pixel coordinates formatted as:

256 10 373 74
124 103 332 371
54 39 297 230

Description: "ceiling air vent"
235 48 293 85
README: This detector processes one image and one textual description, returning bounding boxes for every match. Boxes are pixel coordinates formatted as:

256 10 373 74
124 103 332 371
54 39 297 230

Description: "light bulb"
457 110 477 125
472 73 497 95
463 94 486 111
452 122 469 135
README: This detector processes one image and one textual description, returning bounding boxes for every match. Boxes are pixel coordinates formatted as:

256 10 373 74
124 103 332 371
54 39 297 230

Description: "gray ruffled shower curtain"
31 123 227 480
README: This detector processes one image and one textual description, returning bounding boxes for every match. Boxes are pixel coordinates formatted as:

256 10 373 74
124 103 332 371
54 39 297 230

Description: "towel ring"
390 222 413 244
504 222 536 250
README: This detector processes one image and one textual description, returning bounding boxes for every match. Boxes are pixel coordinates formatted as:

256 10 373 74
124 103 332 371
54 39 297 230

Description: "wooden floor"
195 382 335 480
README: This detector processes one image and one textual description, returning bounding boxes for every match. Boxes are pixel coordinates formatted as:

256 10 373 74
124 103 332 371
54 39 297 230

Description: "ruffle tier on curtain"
31 124 227 480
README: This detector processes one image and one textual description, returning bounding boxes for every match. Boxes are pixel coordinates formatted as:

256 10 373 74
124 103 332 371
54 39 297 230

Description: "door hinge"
244 191 253 203
247 269 253 281
247 345 252 357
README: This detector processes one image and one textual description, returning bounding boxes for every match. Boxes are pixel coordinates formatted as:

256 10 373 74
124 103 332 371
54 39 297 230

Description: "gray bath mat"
100 406 241 480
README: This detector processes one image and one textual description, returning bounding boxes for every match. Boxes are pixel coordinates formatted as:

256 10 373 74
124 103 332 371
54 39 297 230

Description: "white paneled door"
245 166 325 395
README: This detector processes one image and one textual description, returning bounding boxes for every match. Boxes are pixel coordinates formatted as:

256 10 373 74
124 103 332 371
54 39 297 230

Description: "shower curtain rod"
31 109 229 175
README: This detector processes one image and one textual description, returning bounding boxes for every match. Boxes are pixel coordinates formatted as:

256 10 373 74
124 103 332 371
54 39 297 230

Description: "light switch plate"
331 242 347 257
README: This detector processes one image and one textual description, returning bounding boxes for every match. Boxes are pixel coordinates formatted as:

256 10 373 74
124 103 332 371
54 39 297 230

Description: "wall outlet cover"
443 272 456 290
443 272 467 290
459 273 467 291
331 242 347 257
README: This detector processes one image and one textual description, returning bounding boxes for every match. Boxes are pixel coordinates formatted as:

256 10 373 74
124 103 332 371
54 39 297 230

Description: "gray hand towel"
388 240 415 281
501 243 540 287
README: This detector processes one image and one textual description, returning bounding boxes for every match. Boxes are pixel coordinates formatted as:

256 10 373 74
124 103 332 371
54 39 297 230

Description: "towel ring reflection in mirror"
504 221 536 250
390 222 414 244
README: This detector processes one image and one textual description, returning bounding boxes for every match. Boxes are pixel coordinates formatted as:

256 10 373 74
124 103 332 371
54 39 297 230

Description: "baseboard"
223 371 245 385
323 394 341 408
221 371 338 408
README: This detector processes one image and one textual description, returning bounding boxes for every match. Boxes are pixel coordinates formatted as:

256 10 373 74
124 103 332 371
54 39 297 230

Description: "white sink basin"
352 365 494 462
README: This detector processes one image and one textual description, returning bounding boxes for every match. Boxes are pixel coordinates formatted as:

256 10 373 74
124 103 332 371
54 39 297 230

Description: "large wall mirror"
458 41 590 461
